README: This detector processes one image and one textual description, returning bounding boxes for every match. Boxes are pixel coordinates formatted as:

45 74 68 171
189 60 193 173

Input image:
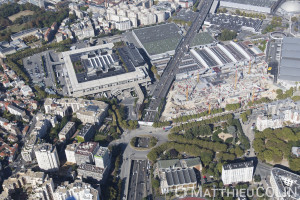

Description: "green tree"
219 29 237 41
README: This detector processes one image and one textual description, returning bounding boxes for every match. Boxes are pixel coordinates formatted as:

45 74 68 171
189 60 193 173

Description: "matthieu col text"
175 186 299 198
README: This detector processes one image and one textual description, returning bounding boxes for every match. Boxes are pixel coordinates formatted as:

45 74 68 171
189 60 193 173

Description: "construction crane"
208 103 211 114
234 70 238 90
252 87 255 103
248 60 252 74
186 86 189 101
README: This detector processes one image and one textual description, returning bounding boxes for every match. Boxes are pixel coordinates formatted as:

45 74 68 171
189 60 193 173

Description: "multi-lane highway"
144 0 214 122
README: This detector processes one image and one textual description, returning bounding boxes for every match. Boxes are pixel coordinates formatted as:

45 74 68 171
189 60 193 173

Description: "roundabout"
130 135 158 151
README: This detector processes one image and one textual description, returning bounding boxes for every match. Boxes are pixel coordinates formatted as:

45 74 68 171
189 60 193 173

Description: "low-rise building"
10 28 40 41
157 158 201 194
53 180 101 200
70 17 95 40
222 161 254 185
160 168 198 194
7 104 26 117
65 143 79 163
44 98 109 123
58 121 76 142
77 124 96 142
0 39 28 58
256 99 300 131
77 163 105 182
0 169 54 200
75 142 99 165
76 104 108 125
21 135 37 162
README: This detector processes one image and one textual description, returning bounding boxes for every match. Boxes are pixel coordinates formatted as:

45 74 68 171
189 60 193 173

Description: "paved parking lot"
23 54 45 84
23 50 66 95
127 160 151 200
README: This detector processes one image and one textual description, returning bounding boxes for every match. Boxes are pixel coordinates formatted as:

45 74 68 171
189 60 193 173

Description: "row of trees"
7 38 72 61
171 113 233 133
172 108 224 123
247 97 271 106
168 132 228 153
225 103 241 111
253 127 300 172
276 88 294 100
111 104 139 130
147 141 214 165
185 124 212 138
227 118 250 149
235 9 266 20
152 120 171 128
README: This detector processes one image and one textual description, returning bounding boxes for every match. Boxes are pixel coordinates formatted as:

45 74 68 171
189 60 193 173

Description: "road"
144 0 214 122
127 160 151 200
115 126 169 199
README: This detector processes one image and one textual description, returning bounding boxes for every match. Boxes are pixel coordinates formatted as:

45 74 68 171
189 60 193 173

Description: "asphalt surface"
114 126 169 199
144 0 214 122
127 160 150 200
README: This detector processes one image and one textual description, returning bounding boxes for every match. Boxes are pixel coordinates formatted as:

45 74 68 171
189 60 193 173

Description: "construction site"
162 41 280 120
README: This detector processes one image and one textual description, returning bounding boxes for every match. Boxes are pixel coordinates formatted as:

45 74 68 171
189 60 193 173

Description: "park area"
8 10 34 21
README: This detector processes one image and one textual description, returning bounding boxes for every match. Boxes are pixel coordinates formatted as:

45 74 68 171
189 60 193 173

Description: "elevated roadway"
144 0 214 122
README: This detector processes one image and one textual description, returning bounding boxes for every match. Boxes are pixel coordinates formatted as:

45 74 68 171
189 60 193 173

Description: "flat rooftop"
62 43 150 96
271 168 300 199
223 161 254 170
132 23 182 56
279 37 300 82
173 9 197 22
190 32 216 47
205 13 262 32
221 0 277 8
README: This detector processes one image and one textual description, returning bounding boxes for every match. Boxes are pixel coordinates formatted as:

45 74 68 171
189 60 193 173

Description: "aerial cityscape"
1 0 300 199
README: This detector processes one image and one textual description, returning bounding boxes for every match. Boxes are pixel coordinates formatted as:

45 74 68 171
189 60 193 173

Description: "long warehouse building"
220 0 279 14
176 40 264 80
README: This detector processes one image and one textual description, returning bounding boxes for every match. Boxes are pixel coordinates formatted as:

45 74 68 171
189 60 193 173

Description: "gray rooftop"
11 28 38 39
157 157 201 169
132 23 182 56
221 0 277 8
271 168 300 200
190 32 216 47
223 161 254 170
279 37 300 82
205 13 262 32
165 168 197 186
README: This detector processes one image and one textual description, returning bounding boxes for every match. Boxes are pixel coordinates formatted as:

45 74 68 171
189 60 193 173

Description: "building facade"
34 143 60 172
222 161 254 185
58 121 76 141
94 146 110 168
